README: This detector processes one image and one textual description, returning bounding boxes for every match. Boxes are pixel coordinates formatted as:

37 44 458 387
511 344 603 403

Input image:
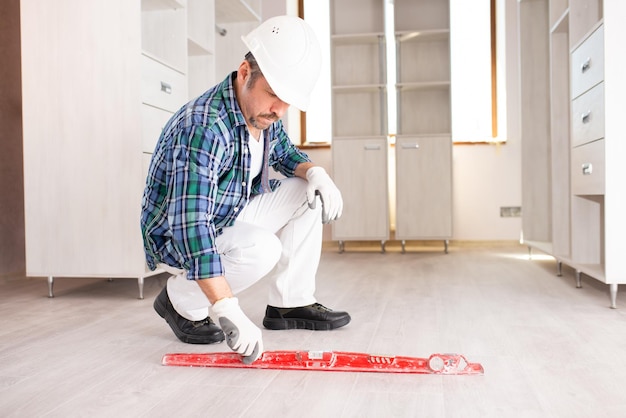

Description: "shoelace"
274 303 331 315
312 303 330 311
191 317 214 328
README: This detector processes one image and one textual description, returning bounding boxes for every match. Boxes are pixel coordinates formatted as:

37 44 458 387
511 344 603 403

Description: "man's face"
238 66 290 132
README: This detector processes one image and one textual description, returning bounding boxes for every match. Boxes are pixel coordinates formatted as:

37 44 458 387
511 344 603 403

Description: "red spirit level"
162 350 484 375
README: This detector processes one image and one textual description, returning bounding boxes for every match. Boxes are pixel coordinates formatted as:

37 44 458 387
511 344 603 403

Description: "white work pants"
164 177 322 321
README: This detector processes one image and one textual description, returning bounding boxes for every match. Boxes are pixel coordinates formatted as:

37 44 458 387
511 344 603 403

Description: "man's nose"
271 99 289 118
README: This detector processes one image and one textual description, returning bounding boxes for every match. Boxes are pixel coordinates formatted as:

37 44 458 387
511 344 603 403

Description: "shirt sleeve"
169 126 225 280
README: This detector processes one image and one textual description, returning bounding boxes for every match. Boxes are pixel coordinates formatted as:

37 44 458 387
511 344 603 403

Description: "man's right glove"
210 297 263 364
305 166 343 224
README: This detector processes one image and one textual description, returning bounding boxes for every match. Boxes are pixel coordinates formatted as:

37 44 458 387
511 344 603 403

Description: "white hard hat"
242 15 321 111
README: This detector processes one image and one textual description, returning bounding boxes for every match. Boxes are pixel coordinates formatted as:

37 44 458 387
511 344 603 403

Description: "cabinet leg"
444 240 449 254
575 271 582 288
338 241 344 253
556 261 562 277
401 240 406 254
47 276 54 298
138 277 145 300
610 284 618 309
380 240 386 254
527 246 532 260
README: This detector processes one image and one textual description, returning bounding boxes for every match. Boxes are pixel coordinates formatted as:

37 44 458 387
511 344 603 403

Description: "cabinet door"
21 0 145 277
395 136 452 239
331 138 390 241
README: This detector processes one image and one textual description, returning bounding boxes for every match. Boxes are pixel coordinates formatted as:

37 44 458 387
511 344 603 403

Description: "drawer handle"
160 81 172 94
364 145 381 150
401 143 420 149
581 111 591 124
581 58 591 73
582 163 593 175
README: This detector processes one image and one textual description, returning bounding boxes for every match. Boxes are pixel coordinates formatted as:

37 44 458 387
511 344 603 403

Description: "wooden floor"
2 242 626 417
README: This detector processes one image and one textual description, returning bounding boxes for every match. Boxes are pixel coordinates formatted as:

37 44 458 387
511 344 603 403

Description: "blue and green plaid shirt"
141 72 311 280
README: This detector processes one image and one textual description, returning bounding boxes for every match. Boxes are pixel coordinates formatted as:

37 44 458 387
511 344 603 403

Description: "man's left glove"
305 166 343 224
210 297 263 364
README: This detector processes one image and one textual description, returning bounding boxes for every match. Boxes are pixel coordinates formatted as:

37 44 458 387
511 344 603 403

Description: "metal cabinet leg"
444 240 449 254
556 261 562 277
527 246 532 260
575 271 582 288
138 277 145 300
338 241 345 253
47 276 54 298
610 284 618 309
380 240 386 253
401 240 406 254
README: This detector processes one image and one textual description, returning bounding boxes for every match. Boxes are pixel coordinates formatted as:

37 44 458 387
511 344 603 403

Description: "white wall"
452 142 521 241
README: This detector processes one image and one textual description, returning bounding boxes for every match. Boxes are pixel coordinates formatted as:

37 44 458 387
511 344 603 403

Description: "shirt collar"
223 72 247 129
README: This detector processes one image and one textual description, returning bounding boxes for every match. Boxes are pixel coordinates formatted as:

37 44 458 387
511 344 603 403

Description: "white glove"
210 297 263 364
305 167 343 224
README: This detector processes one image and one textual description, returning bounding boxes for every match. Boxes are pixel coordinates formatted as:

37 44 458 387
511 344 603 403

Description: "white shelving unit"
394 0 453 253
330 0 389 252
187 0 217 97
215 0 261 23
521 0 626 308
20 0 216 298
330 0 453 253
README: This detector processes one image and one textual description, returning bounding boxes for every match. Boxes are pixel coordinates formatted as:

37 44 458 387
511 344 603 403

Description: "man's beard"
249 113 278 130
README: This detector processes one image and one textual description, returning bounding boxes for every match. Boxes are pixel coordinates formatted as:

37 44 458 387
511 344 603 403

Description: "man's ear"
237 60 251 83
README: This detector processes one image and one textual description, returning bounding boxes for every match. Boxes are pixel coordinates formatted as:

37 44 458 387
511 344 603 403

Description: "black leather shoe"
153 286 224 344
263 303 351 330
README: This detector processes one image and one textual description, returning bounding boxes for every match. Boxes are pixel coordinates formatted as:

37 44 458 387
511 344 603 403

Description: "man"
141 15 350 364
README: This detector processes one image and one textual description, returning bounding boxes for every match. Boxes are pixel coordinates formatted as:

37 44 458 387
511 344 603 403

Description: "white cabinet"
330 0 389 250
521 0 626 308
20 0 215 298
330 0 453 252
394 0 452 252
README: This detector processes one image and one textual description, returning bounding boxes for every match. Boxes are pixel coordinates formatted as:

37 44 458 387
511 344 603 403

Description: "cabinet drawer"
571 82 604 147
141 54 187 112
571 139 605 196
141 104 172 153
571 25 604 99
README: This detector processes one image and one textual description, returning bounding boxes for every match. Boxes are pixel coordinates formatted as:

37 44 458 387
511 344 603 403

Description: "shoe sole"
154 293 225 344
263 316 351 331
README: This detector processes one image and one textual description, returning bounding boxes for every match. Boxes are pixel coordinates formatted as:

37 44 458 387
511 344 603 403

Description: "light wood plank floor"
2 242 626 417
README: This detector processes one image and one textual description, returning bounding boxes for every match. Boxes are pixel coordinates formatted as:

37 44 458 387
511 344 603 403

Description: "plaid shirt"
141 72 311 280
